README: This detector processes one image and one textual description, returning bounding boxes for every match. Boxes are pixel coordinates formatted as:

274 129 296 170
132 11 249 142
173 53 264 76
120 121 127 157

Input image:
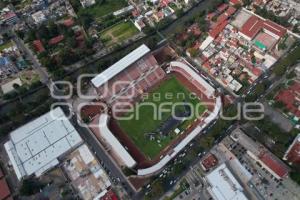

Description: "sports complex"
82 44 222 176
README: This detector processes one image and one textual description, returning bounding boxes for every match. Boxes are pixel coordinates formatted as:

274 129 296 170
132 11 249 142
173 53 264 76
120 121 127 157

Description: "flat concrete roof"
206 163 248 200
4 107 82 180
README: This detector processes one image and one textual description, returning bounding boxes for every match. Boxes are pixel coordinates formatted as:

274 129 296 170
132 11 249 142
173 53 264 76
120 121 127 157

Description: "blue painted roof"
0 56 10 66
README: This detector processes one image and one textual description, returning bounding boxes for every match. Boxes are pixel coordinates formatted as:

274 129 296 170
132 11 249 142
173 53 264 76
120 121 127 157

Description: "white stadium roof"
98 114 136 168
4 107 82 180
91 44 150 88
170 61 215 97
206 163 248 200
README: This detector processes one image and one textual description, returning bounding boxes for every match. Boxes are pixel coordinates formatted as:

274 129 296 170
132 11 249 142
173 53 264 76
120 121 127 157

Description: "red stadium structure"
87 44 222 177
92 45 166 112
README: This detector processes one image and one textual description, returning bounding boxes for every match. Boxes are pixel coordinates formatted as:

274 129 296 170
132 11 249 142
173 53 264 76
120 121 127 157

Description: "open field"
100 21 139 46
77 0 128 20
117 76 206 159
0 41 14 51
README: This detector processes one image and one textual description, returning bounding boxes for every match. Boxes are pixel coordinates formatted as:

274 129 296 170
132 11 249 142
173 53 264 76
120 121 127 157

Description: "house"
48 35 64 45
31 11 46 24
134 17 146 31
284 134 300 165
33 40 45 53
1 11 18 25
1 78 22 94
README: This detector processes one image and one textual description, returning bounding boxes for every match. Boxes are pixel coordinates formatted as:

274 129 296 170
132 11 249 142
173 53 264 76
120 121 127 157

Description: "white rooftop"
206 163 248 200
1 77 22 94
91 44 150 88
4 107 82 180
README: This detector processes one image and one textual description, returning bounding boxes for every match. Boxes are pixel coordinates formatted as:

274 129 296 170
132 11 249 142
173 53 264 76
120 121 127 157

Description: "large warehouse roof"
4 107 82 180
206 163 248 200
91 44 150 88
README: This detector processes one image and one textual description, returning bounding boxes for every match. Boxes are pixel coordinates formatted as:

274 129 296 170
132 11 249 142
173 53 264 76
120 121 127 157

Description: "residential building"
230 129 290 179
1 78 22 94
63 144 111 200
284 134 300 164
31 11 47 24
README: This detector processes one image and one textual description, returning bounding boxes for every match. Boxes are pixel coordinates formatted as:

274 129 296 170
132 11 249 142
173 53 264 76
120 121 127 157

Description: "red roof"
33 40 45 53
252 67 262 76
132 9 139 17
64 18 74 27
285 136 300 164
216 13 228 26
48 35 64 45
259 152 289 178
253 0 264 6
0 179 11 200
264 19 286 37
207 12 217 21
240 15 286 40
217 3 229 13
188 24 201 36
76 34 85 41
209 20 228 38
229 0 241 5
101 190 118 200
2 12 16 20
275 82 300 117
160 0 170 7
226 6 237 16
201 153 218 170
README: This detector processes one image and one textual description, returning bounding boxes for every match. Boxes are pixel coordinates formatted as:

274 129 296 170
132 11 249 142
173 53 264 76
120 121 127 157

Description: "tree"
293 25 299 33
66 36 77 49
69 0 81 12
47 21 59 38
290 171 300 185
273 63 287 76
211 16 218 22
20 178 44 196
243 0 251 6
37 25 51 40
273 101 285 109
188 48 198 57
80 13 93 28
200 136 214 149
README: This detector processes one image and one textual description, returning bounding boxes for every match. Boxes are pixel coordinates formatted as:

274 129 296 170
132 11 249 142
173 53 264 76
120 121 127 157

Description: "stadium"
82 44 222 176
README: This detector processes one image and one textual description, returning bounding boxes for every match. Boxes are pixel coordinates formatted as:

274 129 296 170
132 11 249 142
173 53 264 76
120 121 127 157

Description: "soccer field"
100 21 139 46
117 76 206 159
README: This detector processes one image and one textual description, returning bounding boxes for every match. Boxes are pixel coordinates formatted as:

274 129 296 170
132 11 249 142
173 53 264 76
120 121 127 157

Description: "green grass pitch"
117 76 206 159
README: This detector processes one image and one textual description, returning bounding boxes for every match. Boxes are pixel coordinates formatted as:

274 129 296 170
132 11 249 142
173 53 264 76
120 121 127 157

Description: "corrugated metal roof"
4 107 83 180
91 44 150 88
